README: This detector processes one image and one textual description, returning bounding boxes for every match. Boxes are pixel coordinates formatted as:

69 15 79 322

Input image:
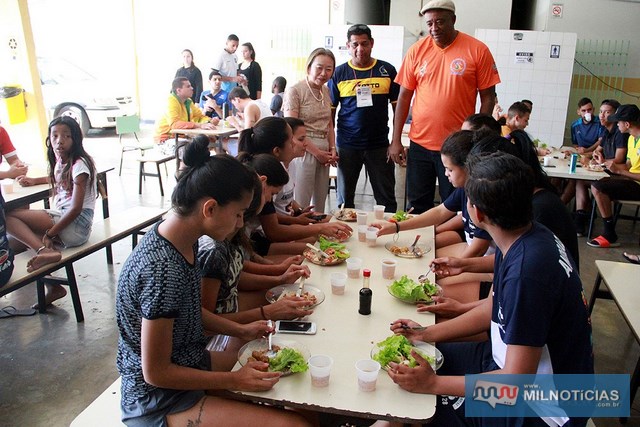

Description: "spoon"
305 243 329 259
295 276 306 297
410 234 421 255
266 320 276 358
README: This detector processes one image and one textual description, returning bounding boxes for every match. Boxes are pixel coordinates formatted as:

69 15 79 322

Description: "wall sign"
550 45 561 58
551 3 563 18
515 51 534 64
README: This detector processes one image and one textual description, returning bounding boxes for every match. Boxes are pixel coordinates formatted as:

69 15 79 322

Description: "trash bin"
0 86 27 125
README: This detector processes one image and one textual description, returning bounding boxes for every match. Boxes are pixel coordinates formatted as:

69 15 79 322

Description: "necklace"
305 78 324 106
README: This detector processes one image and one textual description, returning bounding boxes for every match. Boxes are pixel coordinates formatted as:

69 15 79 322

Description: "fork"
410 234 421 255
295 277 306 297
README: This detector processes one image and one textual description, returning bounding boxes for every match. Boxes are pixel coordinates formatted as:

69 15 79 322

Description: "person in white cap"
388 0 500 214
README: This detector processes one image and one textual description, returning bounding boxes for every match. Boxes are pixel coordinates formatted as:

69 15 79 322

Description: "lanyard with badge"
354 67 374 108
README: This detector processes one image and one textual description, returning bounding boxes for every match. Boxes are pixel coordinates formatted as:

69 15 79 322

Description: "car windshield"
38 57 95 85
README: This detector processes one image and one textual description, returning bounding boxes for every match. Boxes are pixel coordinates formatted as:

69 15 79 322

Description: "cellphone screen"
278 321 312 332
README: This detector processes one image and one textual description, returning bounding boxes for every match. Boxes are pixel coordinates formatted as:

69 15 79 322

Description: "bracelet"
259 305 268 320
395 222 400 234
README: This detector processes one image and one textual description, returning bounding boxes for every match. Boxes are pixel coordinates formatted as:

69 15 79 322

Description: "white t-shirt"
213 49 238 92
274 162 294 215
53 158 96 211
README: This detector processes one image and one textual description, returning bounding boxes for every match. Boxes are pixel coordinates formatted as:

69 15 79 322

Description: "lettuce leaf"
372 335 435 368
388 275 438 302
268 347 308 373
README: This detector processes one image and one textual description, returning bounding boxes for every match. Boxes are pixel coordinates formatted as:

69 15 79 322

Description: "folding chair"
116 115 154 175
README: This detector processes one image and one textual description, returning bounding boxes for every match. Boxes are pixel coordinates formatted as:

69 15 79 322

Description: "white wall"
477 29 577 148
533 0 640 75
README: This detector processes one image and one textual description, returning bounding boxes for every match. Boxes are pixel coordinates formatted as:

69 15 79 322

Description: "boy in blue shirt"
571 97 604 154
199 70 230 119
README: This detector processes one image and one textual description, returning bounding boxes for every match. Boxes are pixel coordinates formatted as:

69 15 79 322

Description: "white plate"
384 241 431 258
237 336 310 376
371 340 443 371
265 284 325 309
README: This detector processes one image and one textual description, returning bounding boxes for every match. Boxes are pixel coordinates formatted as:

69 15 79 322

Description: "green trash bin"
0 86 26 125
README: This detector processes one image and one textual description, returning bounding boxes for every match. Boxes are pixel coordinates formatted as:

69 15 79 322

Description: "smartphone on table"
275 320 317 335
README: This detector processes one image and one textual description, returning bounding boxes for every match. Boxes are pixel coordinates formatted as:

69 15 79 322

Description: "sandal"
623 252 640 265
586 235 620 248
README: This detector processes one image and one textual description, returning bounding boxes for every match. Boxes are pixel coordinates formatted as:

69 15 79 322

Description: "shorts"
46 208 94 248
122 351 211 427
591 177 640 202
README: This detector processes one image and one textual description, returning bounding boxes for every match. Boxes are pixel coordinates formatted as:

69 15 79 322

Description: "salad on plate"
371 334 442 371
388 275 441 304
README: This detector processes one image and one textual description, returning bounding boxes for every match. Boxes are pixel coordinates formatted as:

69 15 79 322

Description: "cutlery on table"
266 320 276 357
410 234 421 255
295 277 306 297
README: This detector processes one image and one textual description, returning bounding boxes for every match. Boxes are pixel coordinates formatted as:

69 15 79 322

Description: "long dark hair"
237 152 289 187
46 116 96 197
237 116 290 155
173 137 255 216
509 130 556 193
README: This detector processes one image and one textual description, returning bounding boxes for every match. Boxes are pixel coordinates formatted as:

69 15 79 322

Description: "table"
230 213 437 423
590 260 640 422
2 165 116 262
169 126 238 153
541 151 608 181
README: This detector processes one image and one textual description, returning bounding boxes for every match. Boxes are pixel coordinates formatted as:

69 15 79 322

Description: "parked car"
38 57 137 135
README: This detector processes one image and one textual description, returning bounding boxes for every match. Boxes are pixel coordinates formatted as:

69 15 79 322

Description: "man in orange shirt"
388 0 500 213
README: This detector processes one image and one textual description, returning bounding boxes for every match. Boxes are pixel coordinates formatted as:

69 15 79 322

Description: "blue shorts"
46 208 93 248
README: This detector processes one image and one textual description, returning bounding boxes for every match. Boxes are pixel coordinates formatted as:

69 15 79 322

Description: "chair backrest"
115 115 140 135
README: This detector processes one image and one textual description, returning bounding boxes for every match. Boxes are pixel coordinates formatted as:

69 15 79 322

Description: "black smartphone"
275 320 317 335
310 214 327 221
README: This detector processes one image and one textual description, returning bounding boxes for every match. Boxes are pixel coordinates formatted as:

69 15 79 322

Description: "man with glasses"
388 0 500 214
329 24 400 212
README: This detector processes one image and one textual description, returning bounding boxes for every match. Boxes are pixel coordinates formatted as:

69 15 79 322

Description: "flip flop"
623 252 640 265
0 305 37 319
586 235 620 248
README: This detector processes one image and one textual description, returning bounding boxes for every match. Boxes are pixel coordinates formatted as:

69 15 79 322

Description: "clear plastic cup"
1 179 14 194
366 227 378 247
373 205 385 220
357 225 367 242
308 355 333 387
330 272 347 295
543 156 551 167
355 359 380 392
346 257 363 279
381 258 397 280
356 211 368 226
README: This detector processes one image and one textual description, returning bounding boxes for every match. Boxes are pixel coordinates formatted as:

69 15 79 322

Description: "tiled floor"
0 127 639 426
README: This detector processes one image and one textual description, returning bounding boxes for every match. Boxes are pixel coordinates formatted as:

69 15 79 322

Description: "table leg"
588 273 602 314
156 163 164 197
139 161 144 195
621 356 640 423
98 171 113 264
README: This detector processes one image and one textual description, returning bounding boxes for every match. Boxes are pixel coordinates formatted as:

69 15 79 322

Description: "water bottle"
569 153 578 174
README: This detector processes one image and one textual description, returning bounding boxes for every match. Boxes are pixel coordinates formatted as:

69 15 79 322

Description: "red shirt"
0 127 18 164
396 32 500 151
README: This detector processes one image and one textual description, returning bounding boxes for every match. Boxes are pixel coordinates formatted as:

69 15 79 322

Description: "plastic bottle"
359 269 372 315
569 153 578 174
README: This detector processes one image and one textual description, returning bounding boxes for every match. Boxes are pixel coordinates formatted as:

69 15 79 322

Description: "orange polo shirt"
396 32 500 151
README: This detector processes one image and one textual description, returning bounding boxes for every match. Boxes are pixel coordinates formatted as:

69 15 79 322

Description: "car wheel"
58 105 90 135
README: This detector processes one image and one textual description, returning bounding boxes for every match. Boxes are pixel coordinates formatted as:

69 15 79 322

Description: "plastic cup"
357 225 367 242
356 211 368 226
355 359 380 392
381 258 397 280
543 156 551 167
346 257 362 279
1 179 14 194
330 272 347 295
308 355 333 387
366 227 378 247
373 205 385 220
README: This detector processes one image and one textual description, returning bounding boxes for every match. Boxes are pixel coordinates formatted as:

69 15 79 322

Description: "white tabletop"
230 212 437 423
541 150 608 181
595 260 640 341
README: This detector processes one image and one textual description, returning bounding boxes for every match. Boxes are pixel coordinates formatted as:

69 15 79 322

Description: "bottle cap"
363 269 371 277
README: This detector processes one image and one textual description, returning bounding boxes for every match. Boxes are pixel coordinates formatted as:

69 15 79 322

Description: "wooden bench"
589 260 640 422
138 151 175 197
0 206 167 322
71 377 124 426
